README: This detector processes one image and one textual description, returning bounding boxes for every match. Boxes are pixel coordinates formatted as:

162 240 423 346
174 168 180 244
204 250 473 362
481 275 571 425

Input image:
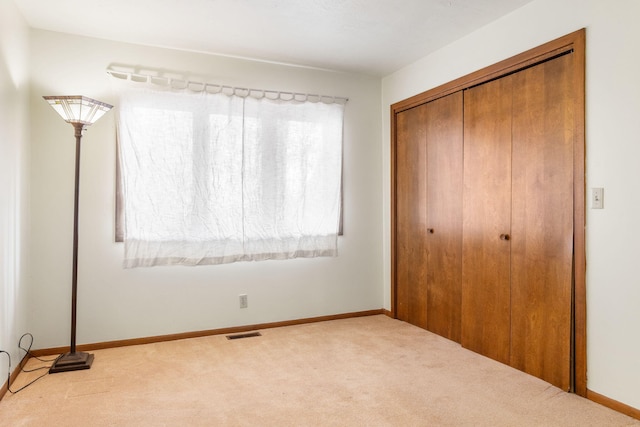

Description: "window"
115 83 344 267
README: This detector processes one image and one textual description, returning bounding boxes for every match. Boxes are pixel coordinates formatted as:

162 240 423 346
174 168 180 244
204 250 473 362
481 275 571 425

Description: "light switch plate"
591 187 604 209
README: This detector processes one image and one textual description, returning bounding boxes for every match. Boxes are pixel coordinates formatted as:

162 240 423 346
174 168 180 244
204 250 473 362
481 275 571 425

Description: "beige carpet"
0 315 638 426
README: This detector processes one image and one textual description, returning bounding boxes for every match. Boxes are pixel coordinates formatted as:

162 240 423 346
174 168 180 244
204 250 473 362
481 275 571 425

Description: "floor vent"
226 331 262 340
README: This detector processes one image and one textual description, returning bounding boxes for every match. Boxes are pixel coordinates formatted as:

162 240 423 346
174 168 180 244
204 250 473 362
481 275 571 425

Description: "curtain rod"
106 70 348 104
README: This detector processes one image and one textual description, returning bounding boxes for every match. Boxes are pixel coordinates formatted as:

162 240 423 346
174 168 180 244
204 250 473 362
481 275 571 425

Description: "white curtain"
115 82 344 267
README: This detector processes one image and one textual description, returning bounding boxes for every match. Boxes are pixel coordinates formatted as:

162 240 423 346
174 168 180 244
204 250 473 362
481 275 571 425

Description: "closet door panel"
510 54 574 390
395 105 428 329
461 77 513 364
426 92 463 342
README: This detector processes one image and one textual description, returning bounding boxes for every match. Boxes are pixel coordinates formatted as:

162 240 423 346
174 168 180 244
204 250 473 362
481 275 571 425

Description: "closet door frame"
390 29 586 395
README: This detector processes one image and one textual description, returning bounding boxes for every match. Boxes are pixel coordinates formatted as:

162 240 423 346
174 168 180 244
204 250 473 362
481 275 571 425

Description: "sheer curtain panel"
115 81 344 267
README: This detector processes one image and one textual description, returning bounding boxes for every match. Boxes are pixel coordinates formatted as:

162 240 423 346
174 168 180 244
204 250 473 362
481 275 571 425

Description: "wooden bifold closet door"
460 75 513 365
510 53 574 389
393 39 581 392
395 92 463 342
462 53 574 391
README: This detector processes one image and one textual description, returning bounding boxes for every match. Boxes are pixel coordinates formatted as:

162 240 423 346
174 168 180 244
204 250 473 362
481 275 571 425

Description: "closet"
391 30 585 393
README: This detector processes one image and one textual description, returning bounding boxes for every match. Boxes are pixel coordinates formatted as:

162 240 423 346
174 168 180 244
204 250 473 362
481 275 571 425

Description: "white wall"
382 0 640 410
28 30 383 348
0 0 30 385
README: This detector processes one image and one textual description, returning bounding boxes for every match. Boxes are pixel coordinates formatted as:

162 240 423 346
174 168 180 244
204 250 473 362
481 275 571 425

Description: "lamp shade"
43 95 113 125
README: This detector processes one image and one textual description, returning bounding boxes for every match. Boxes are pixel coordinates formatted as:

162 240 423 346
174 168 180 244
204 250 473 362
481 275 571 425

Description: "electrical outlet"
239 294 248 309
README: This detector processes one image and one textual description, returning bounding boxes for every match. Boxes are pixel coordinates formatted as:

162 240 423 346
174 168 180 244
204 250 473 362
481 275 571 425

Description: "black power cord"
1 333 60 394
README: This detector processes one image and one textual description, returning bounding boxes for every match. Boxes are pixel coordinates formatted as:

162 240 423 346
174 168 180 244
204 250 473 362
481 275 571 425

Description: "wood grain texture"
426 92 463 342
570 29 587 397
461 76 513 365
395 105 429 328
510 53 574 391
390 105 398 319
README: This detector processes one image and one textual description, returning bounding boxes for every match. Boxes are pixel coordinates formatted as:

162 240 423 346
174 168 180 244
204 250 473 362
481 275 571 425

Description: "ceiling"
13 0 534 76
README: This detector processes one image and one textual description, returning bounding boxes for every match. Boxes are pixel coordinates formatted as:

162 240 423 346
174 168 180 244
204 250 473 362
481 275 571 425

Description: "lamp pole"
70 122 84 355
48 122 93 373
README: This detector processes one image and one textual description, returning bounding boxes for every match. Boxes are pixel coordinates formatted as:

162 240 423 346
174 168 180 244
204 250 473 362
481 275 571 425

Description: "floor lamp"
43 95 113 373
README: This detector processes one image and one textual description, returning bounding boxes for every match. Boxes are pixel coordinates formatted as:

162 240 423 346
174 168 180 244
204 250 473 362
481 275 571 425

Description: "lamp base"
49 351 94 374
